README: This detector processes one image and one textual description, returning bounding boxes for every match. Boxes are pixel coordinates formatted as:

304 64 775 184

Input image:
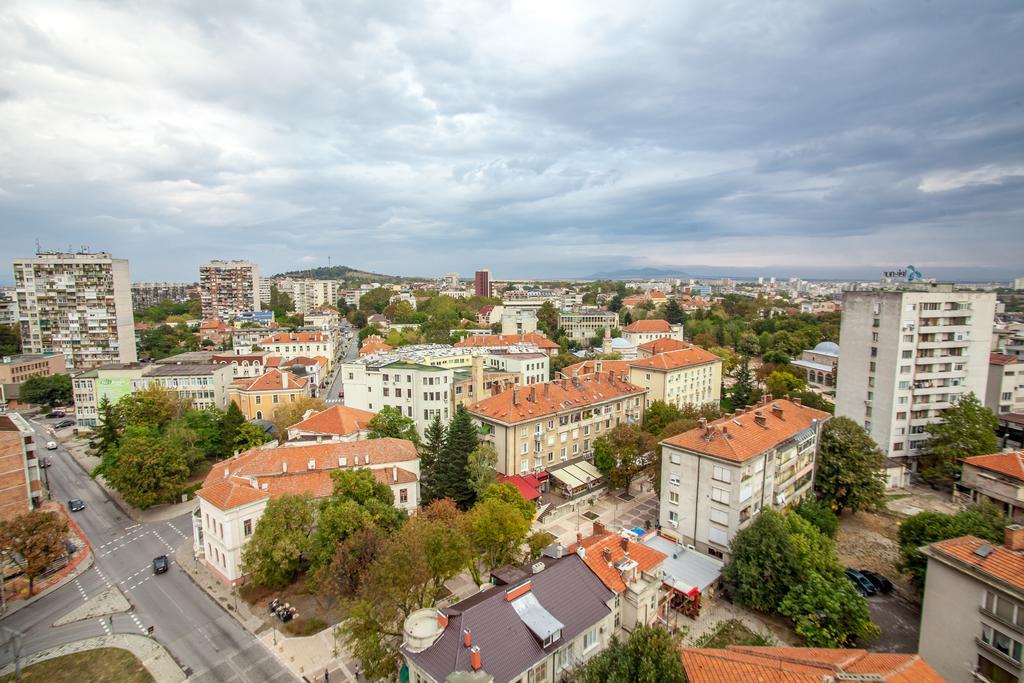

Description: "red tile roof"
679 647 941 683
961 450 1024 482
992 352 1020 365
468 373 646 425
624 319 672 333
627 346 721 371
569 531 666 594
927 536 1024 592
496 474 542 501
454 332 560 350
638 338 691 354
561 359 633 378
288 405 377 438
360 336 393 356
662 398 830 462
196 479 269 511
234 368 308 393
260 332 329 344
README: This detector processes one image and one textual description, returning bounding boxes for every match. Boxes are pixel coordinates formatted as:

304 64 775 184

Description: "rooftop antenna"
35 239 41 254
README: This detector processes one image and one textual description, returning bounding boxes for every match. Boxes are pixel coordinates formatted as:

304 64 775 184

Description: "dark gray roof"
404 554 612 683
142 364 225 377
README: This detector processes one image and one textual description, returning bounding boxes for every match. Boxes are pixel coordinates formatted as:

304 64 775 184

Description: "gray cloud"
0 0 1022 282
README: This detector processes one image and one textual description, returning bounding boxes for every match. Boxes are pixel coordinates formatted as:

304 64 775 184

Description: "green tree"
0 510 69 595
736 332 760 357
117 385 182 431
366 406 420 444
642 401 683 437
572 625 686 683
466 444 499 498
729 356 755 408
779 571 879 646
663 299 685 325
480 482 534 522
219 402 246 454
0 324 21 356
242 494 317 588
272 396 327 439
310 499 372 573
536 301 560 337
525 530 556 562
103 425 191 509
465 496 532 575
358 288 394 314
437 406 477 509
93 396 123 454
764 370 805 398
347 309 368 328
418 415 446 504
593 424 656 495
19 373 73 408
793 498 839 538
814 416 886 514
898 502 1006 589
358 323 384 343
235 422 272 450
920 392 998 478
319 525 385 599
722 510 800 613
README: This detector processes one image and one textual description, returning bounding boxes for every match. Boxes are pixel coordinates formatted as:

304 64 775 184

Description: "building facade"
959 451 1024 524
988 353 1024 416
257 332 334 370
0 353 67 386
130 282 196 311
836 284 997 465
229 369 311 420
621 319 684 347
199 260 261 319
474 269 491 298
341 361 453 435
13 251 137 369
0 413 43 521
658 398 829 560
558 310 618 345
133 364 234 411
791 341 840 389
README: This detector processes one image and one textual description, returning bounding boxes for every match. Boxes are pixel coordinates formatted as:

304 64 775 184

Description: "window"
712 465 732 483
709 507 728 525
243 519 252 536
709 526 728 546
668 510 678 522
669 475 680 486
711 487 729 504
582 627 598 651
982 624 1023 663
669 491 679 504
399 488 408 504
739 484 752 502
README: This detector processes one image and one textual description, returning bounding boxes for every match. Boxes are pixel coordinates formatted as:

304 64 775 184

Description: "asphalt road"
0 418 296 682
324 324 358 405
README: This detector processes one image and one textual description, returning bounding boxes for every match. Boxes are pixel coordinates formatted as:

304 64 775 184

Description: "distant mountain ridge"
586 266 693 280
273 265 411 282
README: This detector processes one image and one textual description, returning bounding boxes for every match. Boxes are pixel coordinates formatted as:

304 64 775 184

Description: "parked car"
45 441 58 450
53 419 75 429
859 569 894 594
39 456 52 468
68 499 86 512
845 568 876 596
152 555 169 574
46 410 66 418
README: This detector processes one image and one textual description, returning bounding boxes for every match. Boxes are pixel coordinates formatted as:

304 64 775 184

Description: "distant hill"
273 265 410 282
586 266 693 280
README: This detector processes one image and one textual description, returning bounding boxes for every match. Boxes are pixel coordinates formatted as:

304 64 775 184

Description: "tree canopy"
242 493 318 588
920 392 998 478
19 373 73 408
366 406 420 444
593 424 656 495
0 510 69 595
571 625 686 683
898 502 1006 589
814 416 886 514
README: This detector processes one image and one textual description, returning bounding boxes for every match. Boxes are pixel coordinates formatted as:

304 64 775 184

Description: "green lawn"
0 648 153 683
696 619 775 648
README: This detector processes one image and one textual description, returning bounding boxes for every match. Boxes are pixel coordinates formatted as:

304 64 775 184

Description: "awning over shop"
497 474 542 501
547 460 604 492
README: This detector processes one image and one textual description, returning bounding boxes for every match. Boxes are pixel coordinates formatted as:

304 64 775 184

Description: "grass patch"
285 616 328 637
0 648 153 683
694 619 775 648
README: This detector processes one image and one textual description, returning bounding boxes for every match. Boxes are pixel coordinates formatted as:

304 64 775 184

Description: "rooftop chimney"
698 417 708 430
754 411 767 427
593 520 606 536
1006 524 1024 551
602 547 613 564
470 646 481 671
437 609 449 630
529 387 537 403
392 465 398 481
620 534 630 553
543 383 550 399
576 532 583 546
282 371 289 389
793 397 802 405
282 461 288 472
772 405 784 419
512 388 519 406
463 628 472 648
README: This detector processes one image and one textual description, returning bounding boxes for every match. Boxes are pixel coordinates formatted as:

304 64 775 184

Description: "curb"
61 440 136 522
1 550 94 619
0 633 186 682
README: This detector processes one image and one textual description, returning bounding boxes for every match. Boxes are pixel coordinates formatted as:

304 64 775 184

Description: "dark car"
845 568 877 596
54 419 75 429
860 569 894 594
152 555 169 574
39 456 52 468
46 410 66 418
68 498 86 512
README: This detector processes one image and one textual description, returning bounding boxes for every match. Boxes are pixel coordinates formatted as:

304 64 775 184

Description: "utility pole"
2 627 24 680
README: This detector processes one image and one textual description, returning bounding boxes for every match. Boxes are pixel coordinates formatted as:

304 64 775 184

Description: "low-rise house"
569 522 667 635
680 646 940 682
193 437 419 584
210 353 268 378
342 361 453 435
455 333 561 357
790 341 840 390
279 355 326 389
258 332 334 370
360 335 393 356
229 369 311 420
557 310 618 345
659 397 829 560
199 319 233 346
960 450 1024 523
621 319 684 347
468 373 647 477
285 405 377 444
919 527 1024 682
400 551 615 683
988 353 1024 416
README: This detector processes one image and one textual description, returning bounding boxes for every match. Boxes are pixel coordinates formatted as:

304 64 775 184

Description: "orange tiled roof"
196 479 269 511
561 359 633 378
289 405 378 437
662 398 830 462
255 466 417 498
961 450 1024 482
260 332 328 344
992 352 1020 366
679 646 941 683
628 346 721 371
360 337 393 355
454 332 560 350
638 338 690 354
569 532 666 594
235 369 308 393
467 373 646 425
200 319 226 330
624 319 672 333
928 535 1024 592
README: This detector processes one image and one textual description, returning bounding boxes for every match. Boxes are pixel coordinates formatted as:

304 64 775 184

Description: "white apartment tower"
836 283 997 466
12 251 137 370
199 260 261 319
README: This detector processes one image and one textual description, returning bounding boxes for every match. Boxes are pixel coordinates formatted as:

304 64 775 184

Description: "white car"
46 441 58 450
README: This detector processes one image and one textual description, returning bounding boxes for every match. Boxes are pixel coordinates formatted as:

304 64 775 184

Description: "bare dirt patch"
834 509 916 601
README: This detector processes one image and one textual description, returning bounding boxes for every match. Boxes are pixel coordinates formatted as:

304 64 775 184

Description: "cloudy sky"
1 1 1022 282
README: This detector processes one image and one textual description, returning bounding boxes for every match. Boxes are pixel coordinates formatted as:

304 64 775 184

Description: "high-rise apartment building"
130 281 196 311
836 283 996 467
0 287 17 326
13 251 137 370
474 269 491 298
199 260 261 319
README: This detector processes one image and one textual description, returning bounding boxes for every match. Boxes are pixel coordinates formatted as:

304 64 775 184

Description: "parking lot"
866 591 921 652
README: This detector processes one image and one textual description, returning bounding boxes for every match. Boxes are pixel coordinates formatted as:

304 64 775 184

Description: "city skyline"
1 1 1022 281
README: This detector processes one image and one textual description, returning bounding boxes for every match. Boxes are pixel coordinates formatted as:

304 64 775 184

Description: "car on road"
46 440 58 450
845 568 877 596
68 498 86 512
39 456 52 468
53 419 75 429
859 569 894 594
153 555 169 574
46 410 66 418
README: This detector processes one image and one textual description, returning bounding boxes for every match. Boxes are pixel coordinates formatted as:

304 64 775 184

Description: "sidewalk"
535 477 660 547
173 542 361 682
0 633 186 682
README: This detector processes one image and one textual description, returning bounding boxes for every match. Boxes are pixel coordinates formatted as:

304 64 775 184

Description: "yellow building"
229 369 311 421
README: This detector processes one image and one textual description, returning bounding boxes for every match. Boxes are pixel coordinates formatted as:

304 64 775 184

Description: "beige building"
285 405 377 444
72 363 149 426
229 369 312 421
988 353 1024 416
960 450 1024 524
134 364 234 411
564 346 723 411
194 438 419 584
13 251 137 369
199 260 261 319
0 413 43 521
836 283 997 467
257 332 335 371
468 373 647 477
919 527 1024 682
558 310 618 345
0 353 67 386
659 398 829 560
621 319 684 347
791 341 840 390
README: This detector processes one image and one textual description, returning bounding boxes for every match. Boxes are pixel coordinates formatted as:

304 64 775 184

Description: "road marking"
124 523 142 532
98 617 111 636
94 565 112 588
73 578 88 602
152 528 175 551
166 522 188 539
99 530 152 557
129 611 146 634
